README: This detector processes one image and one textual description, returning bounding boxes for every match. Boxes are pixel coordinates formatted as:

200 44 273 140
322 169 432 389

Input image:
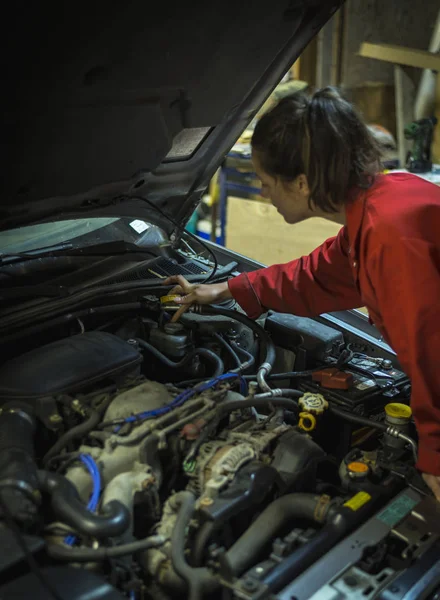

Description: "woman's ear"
296 173 310 197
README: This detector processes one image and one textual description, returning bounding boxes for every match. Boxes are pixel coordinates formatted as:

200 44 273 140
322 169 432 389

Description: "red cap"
312 368 353 390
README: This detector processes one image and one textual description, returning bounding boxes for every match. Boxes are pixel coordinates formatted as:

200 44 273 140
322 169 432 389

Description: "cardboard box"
226 196 341 266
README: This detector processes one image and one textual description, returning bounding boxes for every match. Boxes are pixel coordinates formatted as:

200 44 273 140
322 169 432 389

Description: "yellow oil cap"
385 403 412 420
160 294 180 305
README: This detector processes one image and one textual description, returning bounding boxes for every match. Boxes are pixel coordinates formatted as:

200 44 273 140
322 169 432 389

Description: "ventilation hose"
135 339 224 378
37 471 130 539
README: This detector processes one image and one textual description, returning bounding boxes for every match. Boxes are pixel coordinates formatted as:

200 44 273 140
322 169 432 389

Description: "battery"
298 355 410 417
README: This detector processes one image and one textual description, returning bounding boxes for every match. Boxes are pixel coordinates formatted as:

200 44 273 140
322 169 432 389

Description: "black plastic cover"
0 332 141 399
0 566 124 600
266 312 344 357
0 525 45 584
271 429 325 491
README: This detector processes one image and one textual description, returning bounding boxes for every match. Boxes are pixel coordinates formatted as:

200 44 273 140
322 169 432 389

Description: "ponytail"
251 87 381 212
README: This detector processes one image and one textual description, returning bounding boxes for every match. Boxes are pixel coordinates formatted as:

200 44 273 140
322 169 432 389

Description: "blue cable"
64 454 101 546
115 372 247 430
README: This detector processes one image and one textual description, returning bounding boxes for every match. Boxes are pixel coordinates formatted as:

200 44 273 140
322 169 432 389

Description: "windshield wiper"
0 241 156 266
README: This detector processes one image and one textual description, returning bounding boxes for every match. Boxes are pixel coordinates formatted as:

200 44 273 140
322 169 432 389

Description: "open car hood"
1 0 342 233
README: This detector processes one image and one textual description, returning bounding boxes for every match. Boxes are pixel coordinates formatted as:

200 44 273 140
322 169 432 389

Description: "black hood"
1 0 342 234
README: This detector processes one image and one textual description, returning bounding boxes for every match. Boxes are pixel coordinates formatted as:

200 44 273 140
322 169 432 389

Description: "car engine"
0 295 429 600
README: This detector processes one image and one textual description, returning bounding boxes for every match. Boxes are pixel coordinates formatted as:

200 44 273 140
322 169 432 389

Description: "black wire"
125 194 218 283
0 492 64 600
213 333 241 368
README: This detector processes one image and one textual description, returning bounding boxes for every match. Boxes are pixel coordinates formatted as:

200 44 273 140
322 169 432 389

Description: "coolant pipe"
261 486 398 594
37 471 130 538
226 493 332 576
262 511 352 593
198 306 276 390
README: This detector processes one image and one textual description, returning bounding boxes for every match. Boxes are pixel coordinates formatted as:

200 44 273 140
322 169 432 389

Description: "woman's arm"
228 226 363 318
370 236 440 487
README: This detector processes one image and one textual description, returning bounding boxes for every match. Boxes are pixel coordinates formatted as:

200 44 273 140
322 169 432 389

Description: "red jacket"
228 173 440 476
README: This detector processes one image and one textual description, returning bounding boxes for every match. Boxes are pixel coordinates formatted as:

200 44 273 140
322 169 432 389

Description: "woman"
164 87 440 500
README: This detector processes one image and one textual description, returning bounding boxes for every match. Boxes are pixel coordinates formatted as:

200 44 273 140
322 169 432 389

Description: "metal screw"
49 414 62 424
255 567 264 574
242 579 258 592
200 496 214 507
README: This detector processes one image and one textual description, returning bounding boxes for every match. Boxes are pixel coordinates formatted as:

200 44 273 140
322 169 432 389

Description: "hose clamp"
314 494 331 523
258 362 272 375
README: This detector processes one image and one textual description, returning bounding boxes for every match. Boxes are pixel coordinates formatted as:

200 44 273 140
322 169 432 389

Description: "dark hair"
251 87 382 212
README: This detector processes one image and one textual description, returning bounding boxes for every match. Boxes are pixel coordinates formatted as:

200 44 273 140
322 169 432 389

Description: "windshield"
0 217 155 255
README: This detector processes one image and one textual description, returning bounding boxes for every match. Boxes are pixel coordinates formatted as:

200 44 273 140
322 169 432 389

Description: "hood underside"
1 0 342 233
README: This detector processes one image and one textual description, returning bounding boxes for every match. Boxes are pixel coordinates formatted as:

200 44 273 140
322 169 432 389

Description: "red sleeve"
370 237 440 475
228 226 363 319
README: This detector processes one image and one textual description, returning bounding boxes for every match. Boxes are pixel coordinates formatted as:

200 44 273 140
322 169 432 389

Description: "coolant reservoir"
384 402 412 449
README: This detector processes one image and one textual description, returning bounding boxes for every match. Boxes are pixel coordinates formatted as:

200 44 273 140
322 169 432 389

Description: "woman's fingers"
163 275 199 322
169 285 184 296
163 275 192 293
170 303 192 323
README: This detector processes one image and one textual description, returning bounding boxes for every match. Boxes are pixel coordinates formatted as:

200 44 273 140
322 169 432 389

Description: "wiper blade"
0 241 155 266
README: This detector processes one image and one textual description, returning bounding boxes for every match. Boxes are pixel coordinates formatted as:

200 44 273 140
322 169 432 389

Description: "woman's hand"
163 275 232 322
422 473 440 501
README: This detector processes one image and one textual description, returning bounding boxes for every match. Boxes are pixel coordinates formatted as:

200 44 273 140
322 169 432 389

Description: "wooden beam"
359 42 440 71
394 65 415 169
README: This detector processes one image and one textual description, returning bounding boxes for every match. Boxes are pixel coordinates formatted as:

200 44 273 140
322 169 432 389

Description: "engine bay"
0 293 431 600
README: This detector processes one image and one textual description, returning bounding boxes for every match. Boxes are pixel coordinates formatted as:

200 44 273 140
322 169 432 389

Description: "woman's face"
252 151 312 224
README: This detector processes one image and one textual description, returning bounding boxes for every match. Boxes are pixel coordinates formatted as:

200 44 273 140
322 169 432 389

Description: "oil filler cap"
385 403 412 421
298 392 329 415
160 294 180 305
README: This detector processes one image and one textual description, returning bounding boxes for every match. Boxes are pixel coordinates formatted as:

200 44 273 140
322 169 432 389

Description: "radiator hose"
171 492 333 599
37 471 130 539
0 403 40 525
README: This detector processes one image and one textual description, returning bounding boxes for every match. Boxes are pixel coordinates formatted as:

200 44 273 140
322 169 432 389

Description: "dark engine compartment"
0 292 432 600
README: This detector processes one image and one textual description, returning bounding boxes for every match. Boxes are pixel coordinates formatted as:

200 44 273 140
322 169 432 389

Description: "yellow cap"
385 403 412 420
298 412 317 432
160 294 180 304
347 461 369 474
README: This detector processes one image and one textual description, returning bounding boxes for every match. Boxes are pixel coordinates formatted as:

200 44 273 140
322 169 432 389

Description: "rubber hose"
218 397 300 415
37 471 130 538
213 333 241 369
262 510 354 593
0 403 39 524
47 534 165 562
193 520 216 567
171 491 217 600
329 406 387 432
43 410 101 466
230 340 255 372
200 306 276 370
135 339 224 377
226 494 327 576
